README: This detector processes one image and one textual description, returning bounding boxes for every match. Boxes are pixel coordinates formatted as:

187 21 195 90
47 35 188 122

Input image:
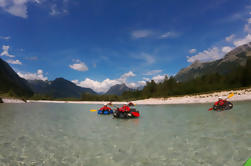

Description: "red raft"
113 108 140 119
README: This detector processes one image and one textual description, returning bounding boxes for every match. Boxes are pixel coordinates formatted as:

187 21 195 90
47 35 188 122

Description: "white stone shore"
1 98 26 103
25 88 251 105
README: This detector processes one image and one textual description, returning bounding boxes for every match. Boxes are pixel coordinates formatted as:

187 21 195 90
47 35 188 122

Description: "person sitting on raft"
99 104 112 113
214 97 226 106
118 102 136 112
119 104 131 112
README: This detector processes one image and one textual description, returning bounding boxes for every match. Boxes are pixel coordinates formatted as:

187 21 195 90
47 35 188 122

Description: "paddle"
208 93 234 111
89 109 97 112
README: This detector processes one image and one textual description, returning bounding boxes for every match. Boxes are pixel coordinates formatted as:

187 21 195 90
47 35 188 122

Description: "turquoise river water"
0 102 250 166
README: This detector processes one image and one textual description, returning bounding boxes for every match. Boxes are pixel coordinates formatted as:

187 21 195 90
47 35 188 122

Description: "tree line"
81 56 251 101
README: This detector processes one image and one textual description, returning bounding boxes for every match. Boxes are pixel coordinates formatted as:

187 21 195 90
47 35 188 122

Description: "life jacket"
214 100 225 106
119 105 130 112
100 106 111 111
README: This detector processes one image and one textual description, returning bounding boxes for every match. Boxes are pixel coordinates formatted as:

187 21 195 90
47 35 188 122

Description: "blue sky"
1 0 251 92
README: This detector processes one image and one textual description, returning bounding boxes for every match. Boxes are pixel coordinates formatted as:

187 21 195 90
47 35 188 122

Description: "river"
0 102 250 166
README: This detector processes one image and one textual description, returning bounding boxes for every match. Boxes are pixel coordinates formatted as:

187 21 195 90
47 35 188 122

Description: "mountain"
175 42 251 82
137 86 145 91
105 83 131 96
28 78 96 98
0 58 33 97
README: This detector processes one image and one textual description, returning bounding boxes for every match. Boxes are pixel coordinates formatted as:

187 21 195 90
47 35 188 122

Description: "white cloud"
72 72 168 93
244 12 251 33
0 0 39 18
244 24 251 33
152 74 168 83
6 59 22 65
0 0 70 18
143 77 150 81
127 81 146 89
222 46 233 53
144 70 162 76
0 45 15 57
144 54 155 64
134 52 155 64
73 78 120 93
118 71 136 83
225 34 235 42
49 3 68 16
18 69 48 81
121 71 135 77
189 49 197 54
131 30 152 39
233 34 251 47
72 71 136 93
131 30 179 40
0 36 10 40
187 47 224 63
160 32 177 39
69 60 88 72
49 4 58 16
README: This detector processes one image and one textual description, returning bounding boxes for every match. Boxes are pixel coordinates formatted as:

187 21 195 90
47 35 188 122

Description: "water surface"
0 102 250 166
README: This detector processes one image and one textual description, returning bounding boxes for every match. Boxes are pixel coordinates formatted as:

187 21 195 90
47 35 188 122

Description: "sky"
1 0 251 93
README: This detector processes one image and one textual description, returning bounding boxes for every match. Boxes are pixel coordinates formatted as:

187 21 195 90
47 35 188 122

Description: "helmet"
128 102 135 106
218 97 222 100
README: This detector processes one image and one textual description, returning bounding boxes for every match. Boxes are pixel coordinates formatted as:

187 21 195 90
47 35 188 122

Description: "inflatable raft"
213 101 233 111
113 108 140 119
98 109 113 115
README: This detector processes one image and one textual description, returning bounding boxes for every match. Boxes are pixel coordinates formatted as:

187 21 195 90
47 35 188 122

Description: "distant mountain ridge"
105 83 131 96
0 58 33 97
175 42 251 82
28 78 96 98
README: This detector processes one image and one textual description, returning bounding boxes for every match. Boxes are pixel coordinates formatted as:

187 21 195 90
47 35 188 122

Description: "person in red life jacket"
99 104 112 113
214 97 226 106
119 104 131 112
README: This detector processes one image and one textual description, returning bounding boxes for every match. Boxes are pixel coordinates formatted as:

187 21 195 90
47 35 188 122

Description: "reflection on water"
0 102 250 166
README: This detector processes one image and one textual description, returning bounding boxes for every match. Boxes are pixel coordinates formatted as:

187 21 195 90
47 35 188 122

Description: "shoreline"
24 88 251 105
0 98 26 103
1 88 251 104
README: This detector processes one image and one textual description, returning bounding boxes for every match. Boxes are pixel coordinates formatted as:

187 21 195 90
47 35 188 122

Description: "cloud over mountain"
18 69 48 81
187 47 224 63
72 71 137 93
